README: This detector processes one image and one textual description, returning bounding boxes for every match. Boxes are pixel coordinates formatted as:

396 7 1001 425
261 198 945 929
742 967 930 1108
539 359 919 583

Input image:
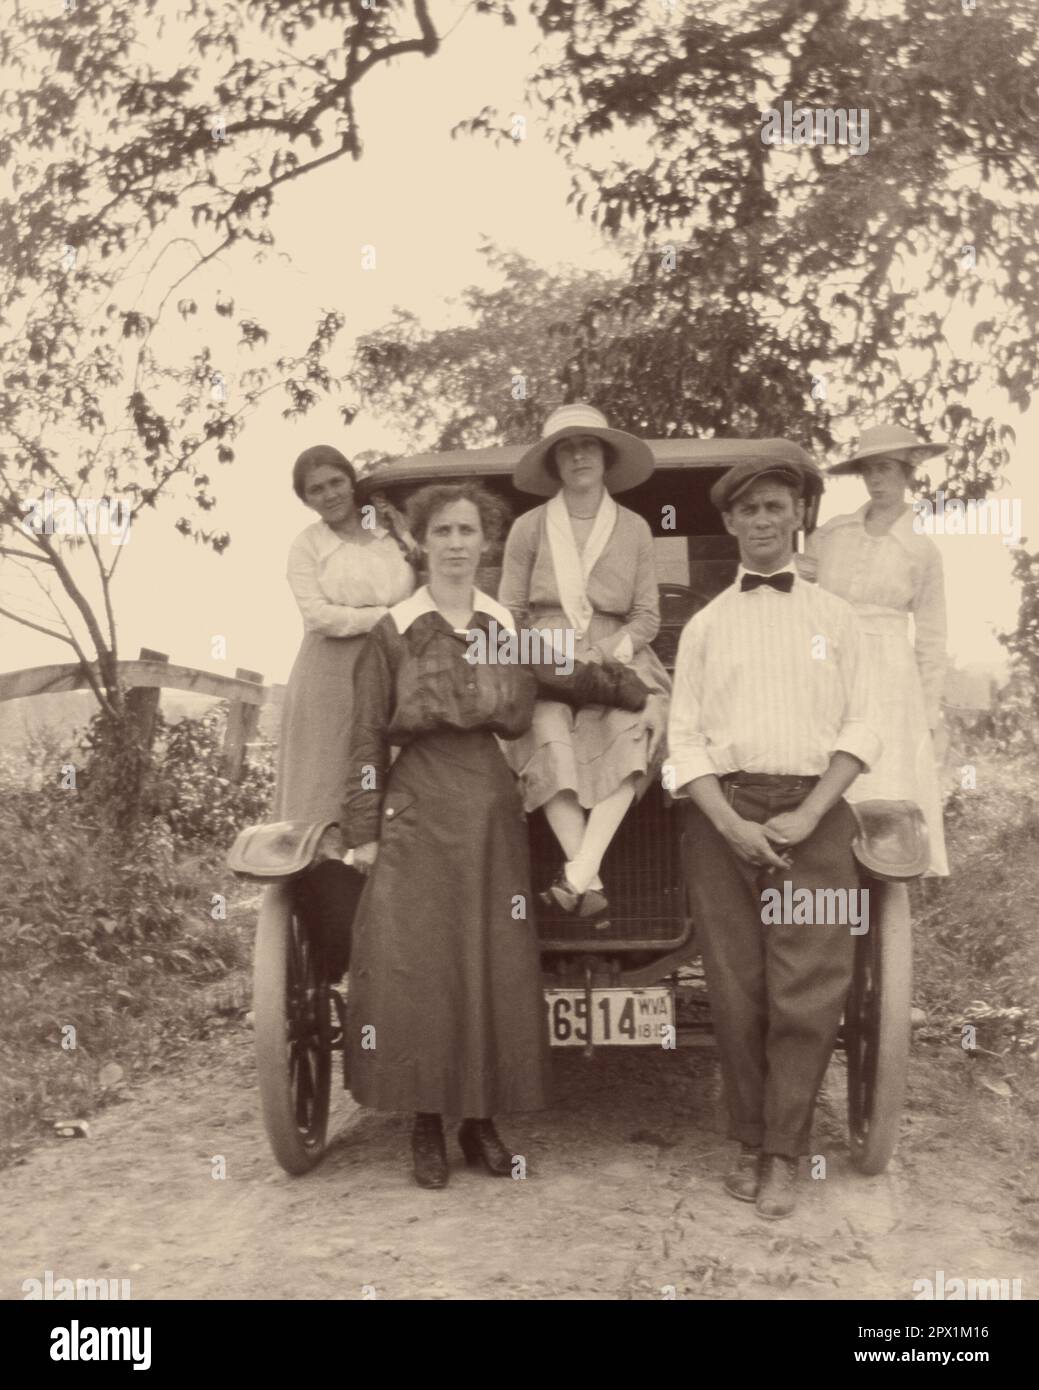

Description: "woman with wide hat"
803 423 949 875
499 403 671 916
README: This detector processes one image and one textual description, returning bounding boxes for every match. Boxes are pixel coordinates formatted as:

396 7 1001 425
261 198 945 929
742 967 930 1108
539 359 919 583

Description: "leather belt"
719 773 819 790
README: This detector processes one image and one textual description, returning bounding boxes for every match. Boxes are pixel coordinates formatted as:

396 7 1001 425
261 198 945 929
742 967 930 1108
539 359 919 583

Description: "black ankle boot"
458 1118 513 1177
412 1112 448 1189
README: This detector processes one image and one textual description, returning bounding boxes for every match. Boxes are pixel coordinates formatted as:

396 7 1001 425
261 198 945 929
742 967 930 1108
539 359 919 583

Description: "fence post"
223 668 264 782
126 648 168 753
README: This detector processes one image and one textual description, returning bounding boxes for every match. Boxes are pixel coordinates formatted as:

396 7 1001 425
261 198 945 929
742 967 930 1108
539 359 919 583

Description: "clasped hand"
723 806 820 870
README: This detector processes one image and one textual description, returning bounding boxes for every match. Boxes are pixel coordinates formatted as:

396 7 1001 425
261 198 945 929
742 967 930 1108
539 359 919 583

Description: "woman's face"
424 499 484 583
303 463 355 526
554 435 606 491
860 457 910 506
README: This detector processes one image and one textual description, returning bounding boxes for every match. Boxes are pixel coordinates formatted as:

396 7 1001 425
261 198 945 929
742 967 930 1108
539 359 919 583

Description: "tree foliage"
382 0 1036 494
998 546 1039 725
352 241 617 450
0 0 503 725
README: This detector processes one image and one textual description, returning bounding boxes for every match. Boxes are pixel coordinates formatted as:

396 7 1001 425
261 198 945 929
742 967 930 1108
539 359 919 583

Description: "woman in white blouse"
274 445 416 822
803 424 949 875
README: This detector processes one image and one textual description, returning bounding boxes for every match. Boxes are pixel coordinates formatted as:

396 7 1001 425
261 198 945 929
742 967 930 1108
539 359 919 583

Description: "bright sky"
2 3 1032 691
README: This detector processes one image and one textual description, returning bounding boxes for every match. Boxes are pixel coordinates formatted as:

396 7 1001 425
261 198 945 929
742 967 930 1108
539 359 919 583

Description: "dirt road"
4 1021 1036 1301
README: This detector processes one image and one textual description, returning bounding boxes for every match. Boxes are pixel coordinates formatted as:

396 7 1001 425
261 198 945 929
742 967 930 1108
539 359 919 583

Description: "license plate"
545 987 674 1047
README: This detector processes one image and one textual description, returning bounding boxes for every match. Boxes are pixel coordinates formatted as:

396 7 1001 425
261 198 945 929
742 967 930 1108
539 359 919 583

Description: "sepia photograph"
1 0 1036 1339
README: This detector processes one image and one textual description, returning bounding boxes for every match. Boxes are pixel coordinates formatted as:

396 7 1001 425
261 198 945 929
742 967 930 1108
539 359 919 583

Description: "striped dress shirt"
666 564 882 790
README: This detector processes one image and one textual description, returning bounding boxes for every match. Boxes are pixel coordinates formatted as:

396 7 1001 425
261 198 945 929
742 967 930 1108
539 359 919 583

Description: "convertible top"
356 436 822 536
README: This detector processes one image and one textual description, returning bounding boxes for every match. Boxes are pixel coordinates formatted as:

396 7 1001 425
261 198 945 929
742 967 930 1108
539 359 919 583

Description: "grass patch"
907 750 1039 1190
0 718 270 1166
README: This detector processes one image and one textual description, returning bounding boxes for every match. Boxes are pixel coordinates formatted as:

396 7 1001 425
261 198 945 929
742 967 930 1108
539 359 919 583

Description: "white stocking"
566 777 637 894
543 790 587 861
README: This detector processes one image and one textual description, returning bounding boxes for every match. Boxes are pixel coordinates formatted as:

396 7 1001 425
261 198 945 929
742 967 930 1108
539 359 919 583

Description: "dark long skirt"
345 729 550 1117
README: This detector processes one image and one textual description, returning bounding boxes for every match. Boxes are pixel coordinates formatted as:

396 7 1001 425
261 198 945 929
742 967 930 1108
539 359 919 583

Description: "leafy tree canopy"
365 0 1036 502
0 0 512 714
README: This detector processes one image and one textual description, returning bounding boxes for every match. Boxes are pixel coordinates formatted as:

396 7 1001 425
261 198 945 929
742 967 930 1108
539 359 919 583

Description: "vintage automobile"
228 436 916 1181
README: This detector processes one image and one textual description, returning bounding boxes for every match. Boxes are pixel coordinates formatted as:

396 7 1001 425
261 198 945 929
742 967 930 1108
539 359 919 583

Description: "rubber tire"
846 879 912 1175
253 881 331 1175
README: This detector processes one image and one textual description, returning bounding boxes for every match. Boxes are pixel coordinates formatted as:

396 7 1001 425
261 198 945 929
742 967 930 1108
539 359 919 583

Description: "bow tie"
741 571 795 594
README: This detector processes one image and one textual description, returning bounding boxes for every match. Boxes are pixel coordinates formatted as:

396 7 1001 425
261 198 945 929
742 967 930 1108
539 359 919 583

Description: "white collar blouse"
286 520 416 639
803 502 948 725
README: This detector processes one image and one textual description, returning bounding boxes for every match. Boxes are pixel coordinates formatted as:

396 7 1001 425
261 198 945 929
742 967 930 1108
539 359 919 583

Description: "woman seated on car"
499 403 671 920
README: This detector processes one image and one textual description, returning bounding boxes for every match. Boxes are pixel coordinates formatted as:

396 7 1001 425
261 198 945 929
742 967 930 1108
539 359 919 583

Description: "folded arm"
287 537 387 638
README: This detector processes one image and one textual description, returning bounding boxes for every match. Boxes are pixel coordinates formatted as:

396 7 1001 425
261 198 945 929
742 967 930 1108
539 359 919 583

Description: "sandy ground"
3 1021 1036 1302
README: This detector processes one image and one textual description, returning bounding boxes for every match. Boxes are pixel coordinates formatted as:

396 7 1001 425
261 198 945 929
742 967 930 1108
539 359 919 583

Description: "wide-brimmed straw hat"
513 403 655 497
828 423 947 476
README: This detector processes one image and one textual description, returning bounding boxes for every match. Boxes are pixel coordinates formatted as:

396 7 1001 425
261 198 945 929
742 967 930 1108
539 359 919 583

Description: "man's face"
722 478 805 572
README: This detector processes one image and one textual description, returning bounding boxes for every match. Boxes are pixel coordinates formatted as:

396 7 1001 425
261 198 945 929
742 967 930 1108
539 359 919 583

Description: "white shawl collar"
545 490 617 639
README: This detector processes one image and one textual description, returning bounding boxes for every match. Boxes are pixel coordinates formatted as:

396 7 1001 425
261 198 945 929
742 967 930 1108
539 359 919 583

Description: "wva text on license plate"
544 987 674 1046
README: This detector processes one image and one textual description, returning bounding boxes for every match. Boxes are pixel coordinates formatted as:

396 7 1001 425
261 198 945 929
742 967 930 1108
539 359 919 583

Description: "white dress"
803 503 948 876
273 522 415 822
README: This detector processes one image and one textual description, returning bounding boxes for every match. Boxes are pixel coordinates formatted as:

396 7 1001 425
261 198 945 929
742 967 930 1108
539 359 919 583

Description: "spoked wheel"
253 881 332 1174
845 878 912 1175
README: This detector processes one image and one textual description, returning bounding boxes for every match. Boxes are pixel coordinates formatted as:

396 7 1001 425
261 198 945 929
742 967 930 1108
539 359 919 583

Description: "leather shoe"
542 870 581 914
577 887 609 919
412 1112 448 1189
756 1153 798 1220
458 1118 513 1177
723 1144 762 1202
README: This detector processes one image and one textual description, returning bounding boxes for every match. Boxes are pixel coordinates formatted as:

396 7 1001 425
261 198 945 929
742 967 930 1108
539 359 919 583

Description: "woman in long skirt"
499 403 671 918
273 445 414 822
803 423 949 875
341 483 551 1188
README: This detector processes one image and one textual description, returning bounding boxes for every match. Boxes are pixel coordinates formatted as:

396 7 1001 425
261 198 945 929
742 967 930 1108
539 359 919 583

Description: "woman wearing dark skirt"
340 483 551 1188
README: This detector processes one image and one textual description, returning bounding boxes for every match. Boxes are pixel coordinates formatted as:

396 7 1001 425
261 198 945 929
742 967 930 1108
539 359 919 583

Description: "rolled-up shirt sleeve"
832 609 883 771
287 534 387 638
665 616 729 790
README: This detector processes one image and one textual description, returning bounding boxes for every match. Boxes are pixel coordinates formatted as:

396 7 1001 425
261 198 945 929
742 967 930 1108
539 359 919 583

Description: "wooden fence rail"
0 647 281 781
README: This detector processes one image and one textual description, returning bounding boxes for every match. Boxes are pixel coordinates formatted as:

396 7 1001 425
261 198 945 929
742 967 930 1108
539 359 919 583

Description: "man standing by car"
666 453 881 1219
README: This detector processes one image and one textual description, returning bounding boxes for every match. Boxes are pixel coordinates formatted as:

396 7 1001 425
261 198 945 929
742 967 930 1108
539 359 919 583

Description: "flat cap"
709 449 824 513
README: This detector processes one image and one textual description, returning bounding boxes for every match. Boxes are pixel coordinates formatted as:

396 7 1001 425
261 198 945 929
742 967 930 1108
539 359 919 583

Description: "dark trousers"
683 774 860 1157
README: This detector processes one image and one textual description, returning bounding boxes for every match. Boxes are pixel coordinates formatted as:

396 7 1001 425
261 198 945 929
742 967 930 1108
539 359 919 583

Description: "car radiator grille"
529 781 688 946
